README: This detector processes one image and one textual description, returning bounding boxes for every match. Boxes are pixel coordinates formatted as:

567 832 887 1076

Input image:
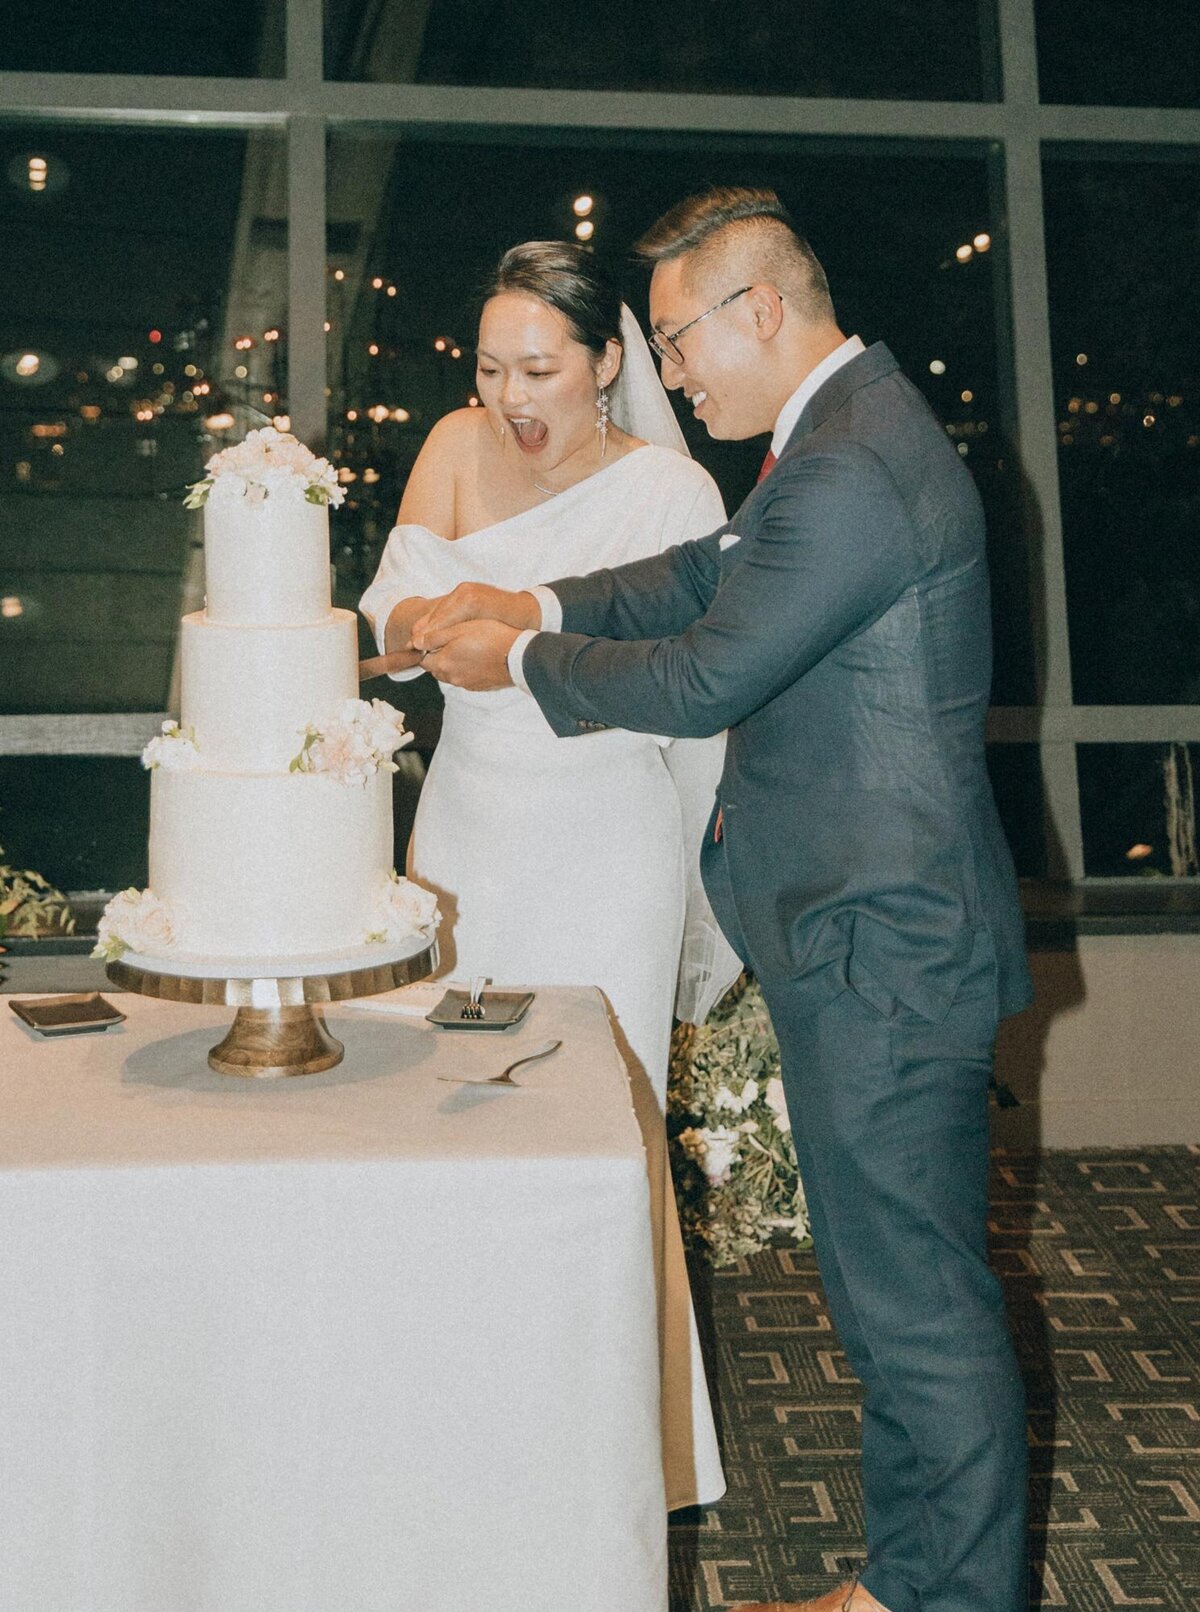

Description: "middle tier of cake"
180 609 359 772
149 766 393 960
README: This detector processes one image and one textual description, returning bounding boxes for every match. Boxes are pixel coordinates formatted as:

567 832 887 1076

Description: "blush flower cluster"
290 698 412 787
184 426 345 509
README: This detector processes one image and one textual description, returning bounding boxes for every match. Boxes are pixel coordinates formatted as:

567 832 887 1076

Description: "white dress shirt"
507 334 866 689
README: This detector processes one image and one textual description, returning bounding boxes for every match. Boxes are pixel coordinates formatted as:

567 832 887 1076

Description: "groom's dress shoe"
734 1579 895 1612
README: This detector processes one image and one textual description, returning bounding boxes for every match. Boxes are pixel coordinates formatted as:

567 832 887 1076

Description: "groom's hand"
419 619 520 691
412 583 539 645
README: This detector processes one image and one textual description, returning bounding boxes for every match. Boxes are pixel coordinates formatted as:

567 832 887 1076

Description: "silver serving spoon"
437 1038 562 1087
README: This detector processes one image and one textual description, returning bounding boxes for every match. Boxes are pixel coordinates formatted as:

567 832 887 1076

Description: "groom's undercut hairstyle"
481 240 623 358
637 187 835 326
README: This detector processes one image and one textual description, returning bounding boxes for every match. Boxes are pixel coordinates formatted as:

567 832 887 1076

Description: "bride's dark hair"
481 241 623 358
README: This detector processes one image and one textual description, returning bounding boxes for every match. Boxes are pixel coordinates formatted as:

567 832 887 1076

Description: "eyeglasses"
648 286 753 365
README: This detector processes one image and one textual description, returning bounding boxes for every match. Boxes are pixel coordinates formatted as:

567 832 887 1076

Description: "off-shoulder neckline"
395 442 687 543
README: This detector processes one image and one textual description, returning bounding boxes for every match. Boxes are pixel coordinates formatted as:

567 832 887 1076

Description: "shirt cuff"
507 629 538 693
530 584 562 632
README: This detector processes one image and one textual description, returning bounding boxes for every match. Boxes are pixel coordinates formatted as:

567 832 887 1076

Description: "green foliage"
0 846 75 940
667 974 809 1267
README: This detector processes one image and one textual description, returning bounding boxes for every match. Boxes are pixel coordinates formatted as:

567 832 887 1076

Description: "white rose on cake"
184 426 345 509
93 887 176 961
366 869 440 945
290 697 413 786
141 720 200 771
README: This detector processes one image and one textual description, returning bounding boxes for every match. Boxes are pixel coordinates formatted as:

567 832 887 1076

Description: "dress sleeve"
659 460 743 1023
662 463 727 554
358 525 433 683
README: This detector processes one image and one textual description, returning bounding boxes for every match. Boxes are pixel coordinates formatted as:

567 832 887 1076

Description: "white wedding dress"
361 441 737 1509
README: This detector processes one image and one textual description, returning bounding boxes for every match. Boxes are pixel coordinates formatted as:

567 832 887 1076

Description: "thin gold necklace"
528 437 601 499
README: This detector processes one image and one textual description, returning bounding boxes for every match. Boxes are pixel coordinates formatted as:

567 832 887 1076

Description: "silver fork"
437 1038 562 1087
460 975 487 1020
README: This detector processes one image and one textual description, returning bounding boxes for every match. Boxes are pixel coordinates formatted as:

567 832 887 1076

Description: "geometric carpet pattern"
669 1146 1200 1610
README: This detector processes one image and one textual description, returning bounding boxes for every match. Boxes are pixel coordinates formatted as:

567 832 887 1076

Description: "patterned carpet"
669 1146 1200 1610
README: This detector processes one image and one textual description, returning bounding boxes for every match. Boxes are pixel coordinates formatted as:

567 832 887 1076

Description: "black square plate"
426 989 534 1030
9 992 127 1036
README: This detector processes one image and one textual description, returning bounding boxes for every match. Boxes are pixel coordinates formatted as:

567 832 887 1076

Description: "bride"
359 240 740 1508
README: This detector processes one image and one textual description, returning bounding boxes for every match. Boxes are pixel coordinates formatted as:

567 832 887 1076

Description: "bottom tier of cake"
149 766 393 959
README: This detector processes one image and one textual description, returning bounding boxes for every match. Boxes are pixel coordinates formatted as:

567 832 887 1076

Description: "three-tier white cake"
95 428 437 969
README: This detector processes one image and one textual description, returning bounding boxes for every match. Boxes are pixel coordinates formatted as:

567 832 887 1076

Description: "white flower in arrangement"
141 720 200 771
183 426 346 510
714 1076 759 1115
290 698 412 786
677 1124 742 1187
697 1126 742 1186
764 1076 791 1133
92 887 175 962
365 870 441 945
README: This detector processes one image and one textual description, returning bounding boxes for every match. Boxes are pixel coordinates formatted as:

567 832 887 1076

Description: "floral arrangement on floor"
0 845 75 940
92 887 175 962
290 698 412 786
184 426 344 509
141 720 200 771
667 973 809 1267
365 870 441 945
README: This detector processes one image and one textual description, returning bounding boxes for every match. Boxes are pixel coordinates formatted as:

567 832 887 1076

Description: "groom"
414 187 1032 1612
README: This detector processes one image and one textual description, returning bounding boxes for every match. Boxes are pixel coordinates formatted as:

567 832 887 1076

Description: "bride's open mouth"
507 415 549 452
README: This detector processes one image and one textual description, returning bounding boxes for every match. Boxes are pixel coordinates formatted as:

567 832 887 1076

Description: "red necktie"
757 448 777 484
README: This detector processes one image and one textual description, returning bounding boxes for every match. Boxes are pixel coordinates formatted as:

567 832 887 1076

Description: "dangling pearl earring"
596 385 610 459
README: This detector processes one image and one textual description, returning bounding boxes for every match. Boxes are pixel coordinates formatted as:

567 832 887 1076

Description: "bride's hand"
411 583 539 646
420 620 520 691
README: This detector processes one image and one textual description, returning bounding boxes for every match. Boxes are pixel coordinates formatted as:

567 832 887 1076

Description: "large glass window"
1 0 285 77
987 744 1047 879
1034 0 1200 109
0 125 288 716
1043 149 1200 707
0 756 150 896
1077 743 1199 878
4 1 1197 898
325 0 996 100
328 128 1034 705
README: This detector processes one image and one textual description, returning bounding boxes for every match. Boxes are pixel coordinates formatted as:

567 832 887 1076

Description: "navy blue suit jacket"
523 343 1032 1024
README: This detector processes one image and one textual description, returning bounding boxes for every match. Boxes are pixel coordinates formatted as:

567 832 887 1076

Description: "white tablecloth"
0 988 673 1612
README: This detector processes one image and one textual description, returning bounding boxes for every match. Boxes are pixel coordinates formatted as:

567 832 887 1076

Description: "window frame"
1 0 1198 885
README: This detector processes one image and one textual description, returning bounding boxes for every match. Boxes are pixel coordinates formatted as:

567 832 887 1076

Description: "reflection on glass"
0 758 150 896
986 743 1046 878
1043 152 1200 706
1078 743 1199 878
0 125 288 714
325 0 993 99
1 0 285 77
326 129 1032 702
1035 0 1200 109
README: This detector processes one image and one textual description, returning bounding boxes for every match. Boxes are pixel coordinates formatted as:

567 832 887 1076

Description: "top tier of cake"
190 426 344 629
204 493 332 627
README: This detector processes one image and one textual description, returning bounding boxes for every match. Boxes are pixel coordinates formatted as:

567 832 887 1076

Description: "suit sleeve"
524 443 928 739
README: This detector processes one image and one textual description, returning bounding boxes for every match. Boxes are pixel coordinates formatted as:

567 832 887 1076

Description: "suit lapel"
782 341 899 454
728 344 902 531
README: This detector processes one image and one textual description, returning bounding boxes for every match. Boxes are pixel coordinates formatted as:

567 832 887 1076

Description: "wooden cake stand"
106 931 438 1078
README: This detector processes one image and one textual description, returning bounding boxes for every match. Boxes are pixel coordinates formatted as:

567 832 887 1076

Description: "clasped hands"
409 584 540 690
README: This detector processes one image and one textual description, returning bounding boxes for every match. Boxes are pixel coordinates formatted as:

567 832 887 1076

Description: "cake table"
106 929 437 1077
